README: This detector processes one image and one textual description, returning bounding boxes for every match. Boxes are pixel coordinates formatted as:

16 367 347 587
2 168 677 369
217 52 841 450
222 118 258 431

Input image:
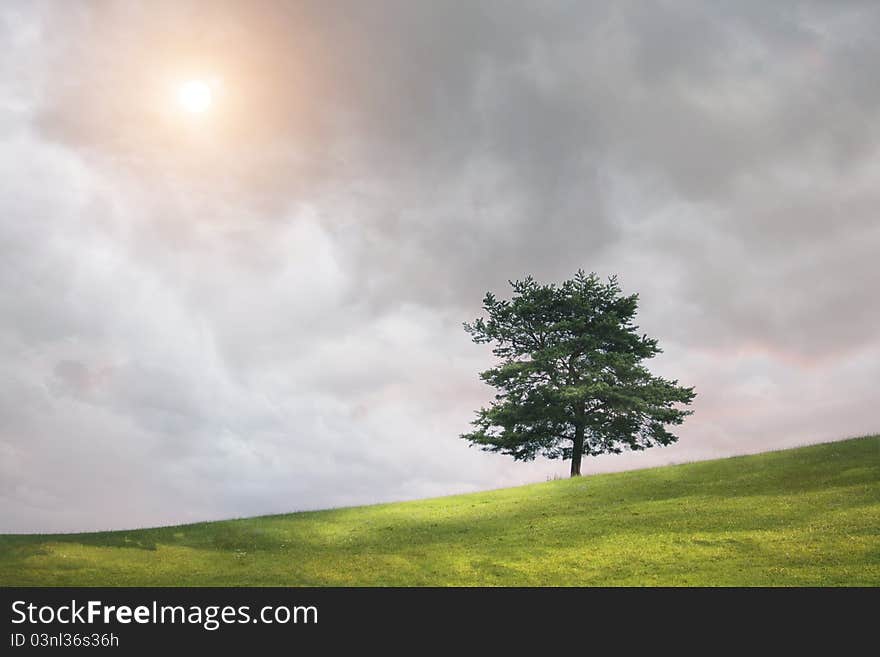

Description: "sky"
1 1 878 532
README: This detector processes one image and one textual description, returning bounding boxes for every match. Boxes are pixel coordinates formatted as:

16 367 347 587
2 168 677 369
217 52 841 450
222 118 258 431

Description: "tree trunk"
570 421 585 477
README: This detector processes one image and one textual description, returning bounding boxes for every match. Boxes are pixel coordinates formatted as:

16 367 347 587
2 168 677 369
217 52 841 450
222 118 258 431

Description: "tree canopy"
462 271 696 476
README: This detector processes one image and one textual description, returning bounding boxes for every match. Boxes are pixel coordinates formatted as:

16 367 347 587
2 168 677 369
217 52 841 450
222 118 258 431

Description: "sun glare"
178 80 214 113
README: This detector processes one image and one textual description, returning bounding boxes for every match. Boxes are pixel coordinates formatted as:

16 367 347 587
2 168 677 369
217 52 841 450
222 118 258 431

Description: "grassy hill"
1 435 877 586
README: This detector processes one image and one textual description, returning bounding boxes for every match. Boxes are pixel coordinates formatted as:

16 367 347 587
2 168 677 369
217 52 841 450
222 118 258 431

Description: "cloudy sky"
1 1 878 533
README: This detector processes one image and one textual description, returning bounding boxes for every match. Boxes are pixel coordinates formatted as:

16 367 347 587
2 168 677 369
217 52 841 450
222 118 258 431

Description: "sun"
177 79 215 113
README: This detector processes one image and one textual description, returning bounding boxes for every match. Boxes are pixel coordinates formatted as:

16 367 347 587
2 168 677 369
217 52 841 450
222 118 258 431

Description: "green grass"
1 436 878 586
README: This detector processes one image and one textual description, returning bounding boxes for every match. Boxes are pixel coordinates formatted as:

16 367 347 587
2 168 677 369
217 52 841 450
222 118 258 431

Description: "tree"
462 271 696 477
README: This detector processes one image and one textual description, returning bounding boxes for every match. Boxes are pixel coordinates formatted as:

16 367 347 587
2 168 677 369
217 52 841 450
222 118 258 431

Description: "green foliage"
463 271 695 473
0 436 877 586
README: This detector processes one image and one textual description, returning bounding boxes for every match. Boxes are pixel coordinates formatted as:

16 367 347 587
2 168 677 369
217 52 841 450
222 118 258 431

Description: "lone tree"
462 271 695 477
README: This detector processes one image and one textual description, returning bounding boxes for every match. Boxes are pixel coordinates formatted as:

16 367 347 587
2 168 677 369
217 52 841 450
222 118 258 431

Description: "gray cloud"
1 1 877 532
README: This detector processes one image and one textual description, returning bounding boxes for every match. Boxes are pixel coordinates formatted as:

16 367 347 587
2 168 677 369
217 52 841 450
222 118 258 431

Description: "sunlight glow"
178 80 214 113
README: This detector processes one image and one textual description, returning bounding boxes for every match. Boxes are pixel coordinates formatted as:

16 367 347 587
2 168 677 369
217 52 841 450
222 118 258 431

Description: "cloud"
0 0 877 531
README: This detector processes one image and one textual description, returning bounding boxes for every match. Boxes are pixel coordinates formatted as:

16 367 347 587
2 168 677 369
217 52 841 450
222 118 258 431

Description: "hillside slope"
1 435 878 586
